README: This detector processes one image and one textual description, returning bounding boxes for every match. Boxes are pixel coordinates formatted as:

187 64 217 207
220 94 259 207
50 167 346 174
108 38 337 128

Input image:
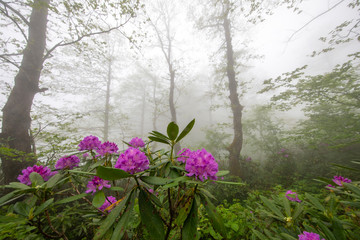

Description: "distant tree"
0 0 141 184
148 0 182 152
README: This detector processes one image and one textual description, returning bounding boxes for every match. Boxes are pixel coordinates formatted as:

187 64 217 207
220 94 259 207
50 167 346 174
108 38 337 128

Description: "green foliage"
0 120 231 240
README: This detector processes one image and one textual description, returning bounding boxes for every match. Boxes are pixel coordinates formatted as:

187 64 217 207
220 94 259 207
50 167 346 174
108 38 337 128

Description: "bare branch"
0 0 29 25
287 0 346 42
0 55 20 68
43 17 132 62
0 7 28 41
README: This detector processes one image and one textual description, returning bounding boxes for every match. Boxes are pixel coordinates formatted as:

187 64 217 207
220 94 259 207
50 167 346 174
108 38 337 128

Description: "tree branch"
0 7 28 41
0 0 29 25
43 17 132 62
0 55 20 68
287 0 346 42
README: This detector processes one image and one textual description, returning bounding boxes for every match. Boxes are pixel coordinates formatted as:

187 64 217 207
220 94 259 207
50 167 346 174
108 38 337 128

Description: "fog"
0 0 359 179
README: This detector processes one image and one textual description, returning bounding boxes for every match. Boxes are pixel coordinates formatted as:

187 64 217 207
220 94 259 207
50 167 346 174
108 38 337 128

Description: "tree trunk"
104 58 112 141
1 0 50 184
223 9 243 177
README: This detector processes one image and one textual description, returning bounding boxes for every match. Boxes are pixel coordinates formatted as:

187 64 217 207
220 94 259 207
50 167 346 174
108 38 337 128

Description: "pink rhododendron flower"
96 141 118 157
298 231 325 240
78 135 101 151
327 175 352 188
177 148 192 163
246 157 252 161
285 190 301 203
114 147 149 174
129 137 145 148
85 176 111 194
55 155 80 170
17 165 57 185
185 149 218 181
99 196 117 212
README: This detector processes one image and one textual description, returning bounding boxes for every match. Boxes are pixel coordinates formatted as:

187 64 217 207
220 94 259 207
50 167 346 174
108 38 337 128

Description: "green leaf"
283 197 291 217
140 176 173 186
138 189 165 240
46 174 62 188
260 196 285 219
92 191 106 208
280 233 297 240
14 202 30 217
216 170 229 177
68 169 96 176
182 197 198 240
96 166 131 180
6 182 31 190
176 119 195 143
55 193 88 205
29 172 44 185
109 186 124 192
94 190 132 240
34 198 54 216
214 180 245 185
343 182 360 197
167 122 179 140
252 229 267 239
305 193 325 212
150 131 169 140
201 195 226 238
111 192 136 240
148 136 170 145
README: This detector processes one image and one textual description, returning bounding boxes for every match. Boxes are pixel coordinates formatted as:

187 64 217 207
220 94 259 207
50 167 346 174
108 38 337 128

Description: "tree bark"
104 58 112 141
1 0 50 184
223 7 243 177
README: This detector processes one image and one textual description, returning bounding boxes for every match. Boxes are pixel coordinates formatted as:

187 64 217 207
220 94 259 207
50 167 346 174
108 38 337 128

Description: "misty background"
0 0 359 190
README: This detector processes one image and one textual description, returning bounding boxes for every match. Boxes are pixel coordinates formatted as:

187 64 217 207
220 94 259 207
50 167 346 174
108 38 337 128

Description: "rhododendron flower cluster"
114 147 149 174
327 175 352 189
298 231 325 240
99 196 117 212
18 165 56 185
285 190 301 202
185 149 218 181
78 135 101 151
96 141 118 156
55 155 80 170
177 148 192 163
129 137 145 148
85 176 111 194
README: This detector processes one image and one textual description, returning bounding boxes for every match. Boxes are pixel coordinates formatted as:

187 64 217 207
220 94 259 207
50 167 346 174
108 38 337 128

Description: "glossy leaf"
55 193 87 205
138 189 165 240
150 131 169 140
148 136 170 145
182 197 198 240
305 193 325 212
214 180 245 185
140 176 173 185
29 172 44 186
92 190 106 208
216 170 229 177
6 182 31 190
260 196 285 219
14 202 30 217
46 174 62 188
111 191 136 240
94 191 132 240
176 119 195 143
201 195 226 238
167 122 179 140
34 198 54 216
96 166 131 180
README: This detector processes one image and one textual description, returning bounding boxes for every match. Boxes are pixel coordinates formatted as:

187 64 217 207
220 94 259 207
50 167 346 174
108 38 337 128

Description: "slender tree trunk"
140 88 146 137
104 58 112 141
152 78 158 131
0 0 50 184
223 9 243 177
